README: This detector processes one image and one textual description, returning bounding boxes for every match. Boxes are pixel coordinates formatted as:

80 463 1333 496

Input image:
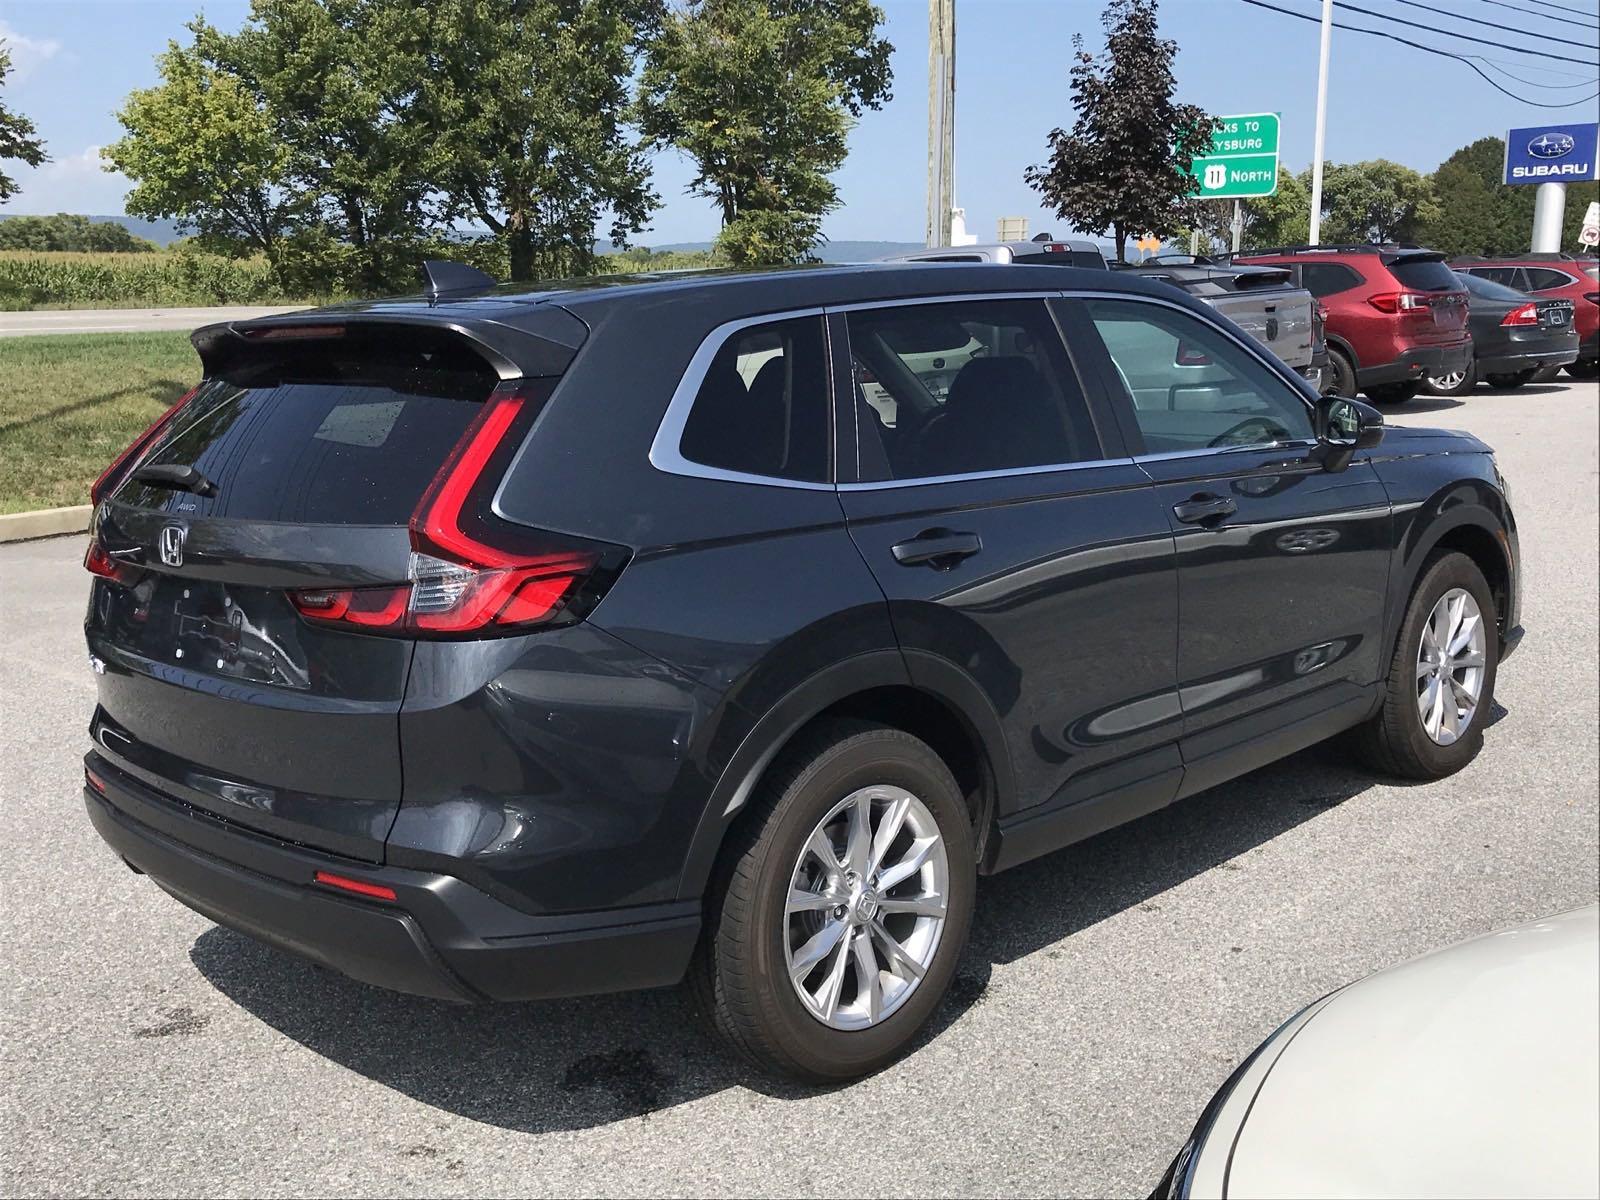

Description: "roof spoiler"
422 259 498 299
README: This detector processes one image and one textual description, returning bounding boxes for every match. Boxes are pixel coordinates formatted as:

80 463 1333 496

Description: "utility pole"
926 0 955 248
1307 0 1333 244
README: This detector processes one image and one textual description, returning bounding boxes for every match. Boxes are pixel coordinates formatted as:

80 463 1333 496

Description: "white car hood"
1226 906 1600 1199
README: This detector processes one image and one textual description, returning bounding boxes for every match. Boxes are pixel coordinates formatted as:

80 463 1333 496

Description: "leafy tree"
0 213 157 251
1423 136 1599 256
104 39 305 261
1025 0 1214 262
1 40 48 204
1315 159 1440 245
638 0 893 265
422 0 660 282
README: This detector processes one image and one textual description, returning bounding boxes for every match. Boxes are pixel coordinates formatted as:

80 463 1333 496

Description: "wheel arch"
674 651 1010 901
1394 494 1515 643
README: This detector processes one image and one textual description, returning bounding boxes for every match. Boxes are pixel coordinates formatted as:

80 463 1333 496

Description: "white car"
1157 905 1600 1199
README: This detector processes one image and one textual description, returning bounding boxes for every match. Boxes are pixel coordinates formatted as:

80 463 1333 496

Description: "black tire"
1328 347 1357 398
1484 369 1536 390
1352 552 1499 780
1422 359 1476 397
690 719 977 1082
1564 360 1598 381
1366 381 1419 404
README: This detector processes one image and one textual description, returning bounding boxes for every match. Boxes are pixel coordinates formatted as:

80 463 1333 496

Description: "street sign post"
1187 112 1281 200
1581 201 1599 250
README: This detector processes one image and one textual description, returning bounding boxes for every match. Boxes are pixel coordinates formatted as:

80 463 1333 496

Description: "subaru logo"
1528 132 1575 160
158 525 186 568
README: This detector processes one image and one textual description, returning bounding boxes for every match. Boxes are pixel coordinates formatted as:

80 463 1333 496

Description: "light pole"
1307 0 1333 244
926 0 955 248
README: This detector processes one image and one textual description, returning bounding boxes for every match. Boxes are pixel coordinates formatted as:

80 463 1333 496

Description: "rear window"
1389 256 1460 292
1524 267 1577 291
1458 272 1527 303
111 331 498 525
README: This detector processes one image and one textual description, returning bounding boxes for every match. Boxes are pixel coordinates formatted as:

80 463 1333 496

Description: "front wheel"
1485 369 1536 390
691 720 977 1081
1423 360 1476 397
1366 381 1419 404
1353 552 1499 780
1327 348 1357 398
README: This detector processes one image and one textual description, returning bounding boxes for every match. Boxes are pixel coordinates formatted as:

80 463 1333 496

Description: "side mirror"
1314 396 1384 473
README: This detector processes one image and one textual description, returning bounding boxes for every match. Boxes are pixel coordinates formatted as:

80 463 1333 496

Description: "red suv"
1230 246 1471 402
1452 254 1599 381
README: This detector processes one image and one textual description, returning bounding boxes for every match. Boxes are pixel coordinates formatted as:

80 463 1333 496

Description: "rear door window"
1469 267 1525 288
1086 298 1314 454
110 332 497 525
1389 257 1460 292
1299 262 1362 298
678 315 830 483
846 298 1101 481
1524 267 1577 292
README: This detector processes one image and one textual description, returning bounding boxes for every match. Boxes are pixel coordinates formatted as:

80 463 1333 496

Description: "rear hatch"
1535 296 1577 334
84 324 553 862
1385 252 1468 344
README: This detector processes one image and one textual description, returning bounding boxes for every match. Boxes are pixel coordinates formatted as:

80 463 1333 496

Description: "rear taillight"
1366 291 1434 315
1500 303 1540 327
1585 292 1599 306
289 380 625 638
83 540 136 586
313 871 397 902
90 385 201 506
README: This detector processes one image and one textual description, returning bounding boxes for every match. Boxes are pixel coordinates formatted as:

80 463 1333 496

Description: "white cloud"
0 19 62 85
4 144 132 215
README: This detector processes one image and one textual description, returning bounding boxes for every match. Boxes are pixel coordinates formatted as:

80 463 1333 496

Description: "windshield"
1456 271 1528 303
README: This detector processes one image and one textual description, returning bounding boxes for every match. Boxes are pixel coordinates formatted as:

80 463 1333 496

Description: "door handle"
890 529 982 568
1172 494 1237 525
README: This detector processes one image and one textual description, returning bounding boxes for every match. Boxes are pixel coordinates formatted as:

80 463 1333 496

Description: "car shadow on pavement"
188 739 1432 1134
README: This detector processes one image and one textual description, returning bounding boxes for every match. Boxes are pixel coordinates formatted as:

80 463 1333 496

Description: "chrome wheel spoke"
790 919 847 982
845 792 873 876
816 929 852 1020
803 826 843 874
1453 650 1486 670
850 927 883 1023
786 887 836 915
867 793 911 878
876 836 936 893
871 920 926 982
1447 612 1481 658
876 894 946 918
1449 674 1478 710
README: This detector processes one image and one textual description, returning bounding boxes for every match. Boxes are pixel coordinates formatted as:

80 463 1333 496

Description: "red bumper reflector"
85 767 108 795
313 871 398 902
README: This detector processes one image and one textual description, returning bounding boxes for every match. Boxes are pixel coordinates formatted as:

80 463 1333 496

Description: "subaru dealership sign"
1504 123 1599 185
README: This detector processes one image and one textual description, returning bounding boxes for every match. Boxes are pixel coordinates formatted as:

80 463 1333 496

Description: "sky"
2 0 1597 245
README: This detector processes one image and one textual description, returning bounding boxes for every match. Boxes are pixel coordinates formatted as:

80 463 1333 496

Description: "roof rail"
1227 242 1427 258
1450 251 1585 263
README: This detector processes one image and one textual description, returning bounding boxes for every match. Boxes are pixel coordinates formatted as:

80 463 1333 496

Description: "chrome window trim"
647 306 835 492
1065 288 1320 460
836 454 1134 492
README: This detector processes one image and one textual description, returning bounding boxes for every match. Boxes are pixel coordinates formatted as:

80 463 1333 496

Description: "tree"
0 213 157 252
1423 136 1599 256
422 0 661 282
1024 0 1215 262
1 40 48 205
1316 159 1440 245
104 39 304 261
637 0 893 265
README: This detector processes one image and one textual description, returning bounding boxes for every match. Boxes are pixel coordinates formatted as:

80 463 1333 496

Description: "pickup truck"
881 242 1327 391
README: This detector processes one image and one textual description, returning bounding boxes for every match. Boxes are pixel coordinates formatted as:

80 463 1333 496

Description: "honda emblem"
159 525 186 568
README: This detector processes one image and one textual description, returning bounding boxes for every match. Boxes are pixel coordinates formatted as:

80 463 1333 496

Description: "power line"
1379 0 1597 48
1238 0 1600 107
1475 57 1600 89
1331 0 1597 65
1466 0 1599 31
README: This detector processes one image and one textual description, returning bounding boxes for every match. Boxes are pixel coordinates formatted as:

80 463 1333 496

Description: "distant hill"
0 213 187 246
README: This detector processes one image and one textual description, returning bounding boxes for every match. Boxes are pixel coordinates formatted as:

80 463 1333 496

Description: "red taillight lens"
83 540 135 586
1366 291 1432 315
85 767 108 795
90 385 201 506
1584 292 1599 306
289 380 625 638
312 871 397 902
1174 340 1211 367
1500 304 1540 328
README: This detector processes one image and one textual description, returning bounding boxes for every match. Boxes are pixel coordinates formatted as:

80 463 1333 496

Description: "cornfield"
0 250 333 310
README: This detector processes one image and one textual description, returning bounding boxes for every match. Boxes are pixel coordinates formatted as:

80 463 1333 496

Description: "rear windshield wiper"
130 462 218 497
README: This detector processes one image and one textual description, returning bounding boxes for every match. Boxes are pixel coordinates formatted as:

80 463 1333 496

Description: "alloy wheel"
784 785 949 1030
1416 587 1487 746
1429 370 1466 392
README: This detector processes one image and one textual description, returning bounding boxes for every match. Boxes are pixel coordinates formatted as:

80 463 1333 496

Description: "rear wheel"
691 720 977 1081
1564 360 1598 381
1328 348 1357 398
1353 552 1498 780
1485 369 1536 390
1366 381 1419 404
1423 360 1476 397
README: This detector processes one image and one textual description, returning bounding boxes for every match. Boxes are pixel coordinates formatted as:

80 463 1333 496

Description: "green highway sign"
1187 112 1280 199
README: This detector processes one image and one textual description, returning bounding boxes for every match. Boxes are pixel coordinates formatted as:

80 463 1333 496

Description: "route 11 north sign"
1187 113 1281 200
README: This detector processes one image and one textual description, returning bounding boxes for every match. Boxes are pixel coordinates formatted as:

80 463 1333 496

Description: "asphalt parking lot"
3 379 1596 1198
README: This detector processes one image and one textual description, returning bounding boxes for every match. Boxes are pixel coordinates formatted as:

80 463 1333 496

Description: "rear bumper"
84 755 700 1003
1357 341 1471 387
1476 346 1580 376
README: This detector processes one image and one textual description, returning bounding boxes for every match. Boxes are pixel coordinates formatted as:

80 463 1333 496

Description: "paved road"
0 306 307 338
3 381 1596 1198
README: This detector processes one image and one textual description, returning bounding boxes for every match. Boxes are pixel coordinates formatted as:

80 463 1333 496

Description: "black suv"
82 264 1521 1081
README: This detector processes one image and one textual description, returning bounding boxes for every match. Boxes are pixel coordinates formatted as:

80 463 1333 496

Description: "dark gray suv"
82 263 1521 1080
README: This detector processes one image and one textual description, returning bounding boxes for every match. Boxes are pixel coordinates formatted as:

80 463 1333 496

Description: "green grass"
0 332 200 514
